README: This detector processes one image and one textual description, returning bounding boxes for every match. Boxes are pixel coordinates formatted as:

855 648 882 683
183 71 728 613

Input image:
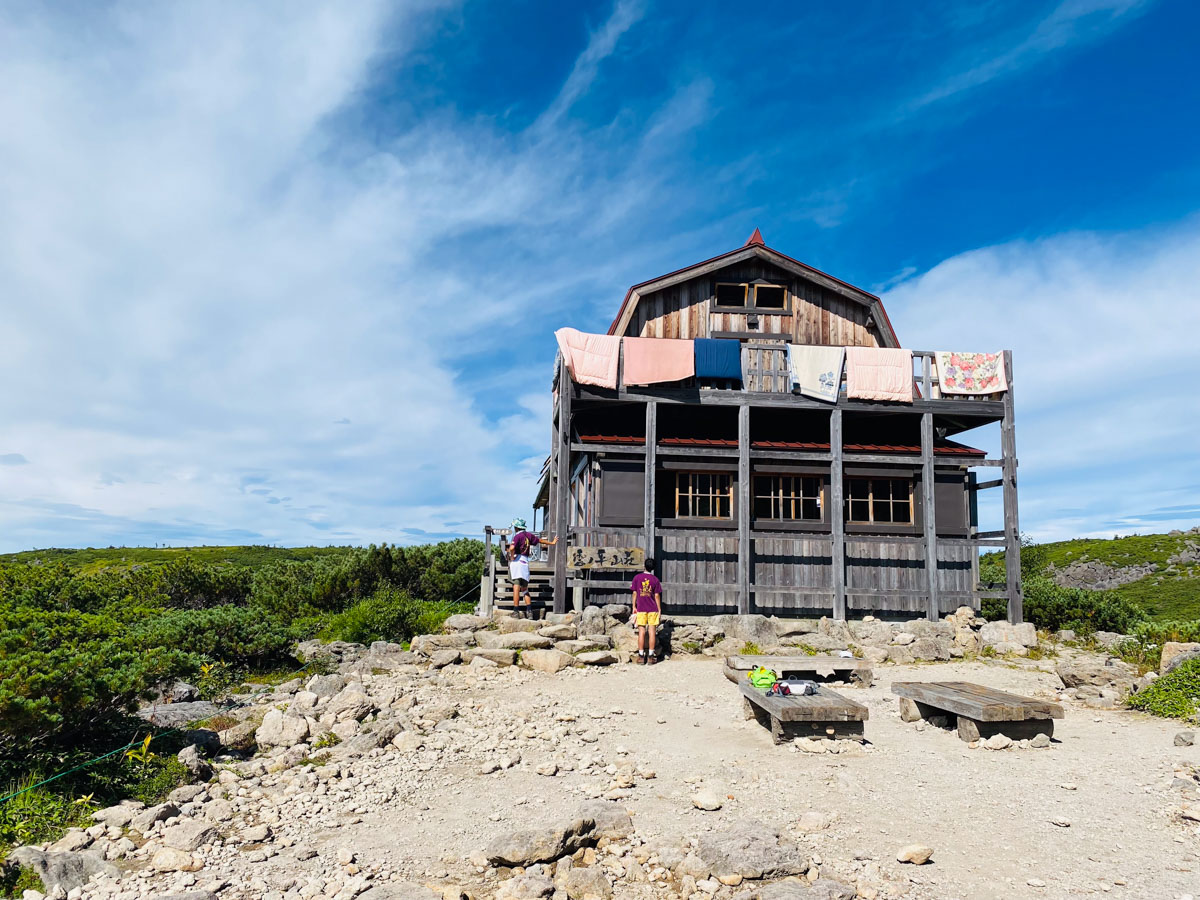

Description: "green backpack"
748 666 777 689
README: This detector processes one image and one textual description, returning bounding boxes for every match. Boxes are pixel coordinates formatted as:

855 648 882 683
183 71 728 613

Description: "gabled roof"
607 229 901 348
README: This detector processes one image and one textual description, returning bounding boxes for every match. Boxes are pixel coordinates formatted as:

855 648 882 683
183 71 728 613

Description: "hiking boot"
647 655 658 665
636 655 646 665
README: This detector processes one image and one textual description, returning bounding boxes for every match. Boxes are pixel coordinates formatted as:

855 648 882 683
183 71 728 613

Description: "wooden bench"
891 681 1064 743
725 654 873 687
739 681 869 744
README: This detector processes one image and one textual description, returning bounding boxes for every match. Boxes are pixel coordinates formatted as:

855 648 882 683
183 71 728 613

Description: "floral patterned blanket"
935 351 1008 395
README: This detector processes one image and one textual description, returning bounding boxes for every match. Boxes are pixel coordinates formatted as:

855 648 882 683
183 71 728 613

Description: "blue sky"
1 0 1197 551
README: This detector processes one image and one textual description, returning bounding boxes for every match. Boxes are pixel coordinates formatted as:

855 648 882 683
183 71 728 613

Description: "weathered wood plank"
739 681 868 723
891 681 1063 721
921 411 939 620
830 409 846 621
738 404 751 615
1001 349 1023 624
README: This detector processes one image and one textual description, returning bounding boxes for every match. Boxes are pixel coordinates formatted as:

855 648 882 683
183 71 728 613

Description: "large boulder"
160 818 218 852
305 673 346 698
782 633 847 653
475 631 555 651
980 621 1037 649
577 801 634 839
6 847 117 894
325 686 375 722
1056 657 1138 688
690 822 809 882
462 648 517 666
710 615 779 649
770 618 818 637
484 815 597 866
443 614 491 632
255 709 310 748
563 867 612 900
1161 642 1200 675
555 637 612 654
497 617 541 634
538 623 578 640
520 649 581 673
410 633 475 656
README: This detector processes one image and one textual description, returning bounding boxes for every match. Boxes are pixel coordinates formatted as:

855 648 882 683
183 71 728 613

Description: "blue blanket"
694 338 743 381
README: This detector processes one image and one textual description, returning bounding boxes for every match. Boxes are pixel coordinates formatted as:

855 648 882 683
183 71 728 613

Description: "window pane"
801 497 820 520
754 496 773 518
891 479 908 500
848 499 870 522
802 477 818 500
875 501 893 523
754 285 786 308
893 501 911 523
716 283 746 306
848 479 868 499
873 479 891 502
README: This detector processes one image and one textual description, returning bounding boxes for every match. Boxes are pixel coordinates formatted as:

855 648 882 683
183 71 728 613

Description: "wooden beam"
1001 350 1023 624
481 527 495 617
830 409 846 621
570 442 647 454
737 404 751 615
552 357 572 615
574 384 1006 418
974 478 1004 490
921 411 939 621
644 401 657 562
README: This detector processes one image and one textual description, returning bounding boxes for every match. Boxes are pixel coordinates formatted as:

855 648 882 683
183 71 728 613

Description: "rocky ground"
11 609 1200 900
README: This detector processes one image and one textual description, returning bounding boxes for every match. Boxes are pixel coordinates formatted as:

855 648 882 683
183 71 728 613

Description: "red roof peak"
744 227 764 247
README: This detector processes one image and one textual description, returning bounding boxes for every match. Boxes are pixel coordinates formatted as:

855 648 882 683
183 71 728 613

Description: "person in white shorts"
507 518 557 617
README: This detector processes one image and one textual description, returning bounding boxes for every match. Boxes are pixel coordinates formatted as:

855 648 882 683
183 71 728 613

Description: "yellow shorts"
634 611 660 628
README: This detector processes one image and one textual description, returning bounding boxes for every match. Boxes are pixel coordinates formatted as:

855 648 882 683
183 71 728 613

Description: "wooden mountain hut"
483 230 1023 623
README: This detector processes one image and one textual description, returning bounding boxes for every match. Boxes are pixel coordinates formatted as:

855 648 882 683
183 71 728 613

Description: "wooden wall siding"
660 532 740 611
743 346 791 392
627 260 884 347
751 536 833 613
843 539 977 613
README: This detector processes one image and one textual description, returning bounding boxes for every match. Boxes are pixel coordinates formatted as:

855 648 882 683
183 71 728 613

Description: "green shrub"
129 605 297 669
0 606 184 753
318 586 425 644
980 575 1147 634
1113 620 1200 672
0 862 44 898
1127 658 1200 721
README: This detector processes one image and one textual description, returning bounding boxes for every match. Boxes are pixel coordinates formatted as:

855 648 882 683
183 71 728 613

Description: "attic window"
754 285 786 309
715 283 747 307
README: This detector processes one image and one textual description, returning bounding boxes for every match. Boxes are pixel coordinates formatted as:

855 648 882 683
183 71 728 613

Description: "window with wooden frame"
753 284 787 309
715 282 748 307
714 281 788 311
675 471 734 519
753 475 823 521
845 477 913 524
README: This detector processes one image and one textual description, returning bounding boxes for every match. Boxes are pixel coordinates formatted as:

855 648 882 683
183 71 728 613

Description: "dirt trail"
337 656 1198 900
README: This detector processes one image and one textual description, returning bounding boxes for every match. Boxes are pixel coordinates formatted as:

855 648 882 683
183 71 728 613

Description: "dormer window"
753 284 786 309
714 282 787 311
715 283 748 306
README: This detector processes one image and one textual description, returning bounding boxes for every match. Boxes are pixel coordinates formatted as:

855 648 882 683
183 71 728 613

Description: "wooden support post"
1001 350 1023 624
922 353 932 399
830 409 846 621
737 403 751 615
552 359 572 615
481 527 495 617
921 411 939 621
644 401 657 559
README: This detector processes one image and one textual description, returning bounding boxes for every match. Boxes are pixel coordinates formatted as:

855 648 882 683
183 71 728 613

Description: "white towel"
786 345 845 403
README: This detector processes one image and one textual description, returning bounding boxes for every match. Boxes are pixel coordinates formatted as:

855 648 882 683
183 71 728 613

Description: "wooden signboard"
567 546 644 570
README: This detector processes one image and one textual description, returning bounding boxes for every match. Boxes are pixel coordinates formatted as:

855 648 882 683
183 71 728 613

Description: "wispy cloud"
904 0 1151 114
886 217 1200 541
536 0 645 129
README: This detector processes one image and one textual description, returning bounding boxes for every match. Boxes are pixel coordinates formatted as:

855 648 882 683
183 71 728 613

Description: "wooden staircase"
490 564 555 612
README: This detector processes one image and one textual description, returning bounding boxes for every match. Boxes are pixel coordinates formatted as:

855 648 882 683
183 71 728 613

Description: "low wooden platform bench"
725 654 873 687
739 681 869 745
891 681 1064 743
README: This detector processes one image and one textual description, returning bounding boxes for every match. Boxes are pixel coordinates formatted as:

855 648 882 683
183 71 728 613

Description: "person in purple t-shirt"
507 517 557 618
630 558 662 665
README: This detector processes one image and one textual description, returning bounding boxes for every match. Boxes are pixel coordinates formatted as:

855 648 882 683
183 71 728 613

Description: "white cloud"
885 219 1200 542
0 0 694 551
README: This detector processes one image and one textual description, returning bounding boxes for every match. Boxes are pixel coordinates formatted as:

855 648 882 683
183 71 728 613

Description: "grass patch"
739 641 762 655
680 641 701 654
0 863 44 898
311 732 341 750
1127 658 1200 721
1111 575 1200 623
